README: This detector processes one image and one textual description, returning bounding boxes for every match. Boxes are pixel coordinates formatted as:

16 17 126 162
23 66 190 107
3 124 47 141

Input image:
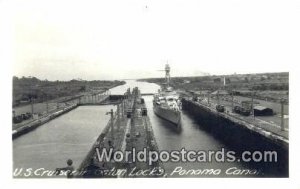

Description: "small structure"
211 90 229 96
127 108 133 118
233 105 251 116
241 100 259 110
254 106 273 116
216 105 225 112
141 107 147 116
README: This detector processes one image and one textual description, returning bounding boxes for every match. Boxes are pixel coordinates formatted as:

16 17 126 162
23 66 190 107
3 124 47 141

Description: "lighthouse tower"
165 64 171 88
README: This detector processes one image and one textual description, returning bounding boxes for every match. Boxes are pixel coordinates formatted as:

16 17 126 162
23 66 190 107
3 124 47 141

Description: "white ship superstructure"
153 64 182 128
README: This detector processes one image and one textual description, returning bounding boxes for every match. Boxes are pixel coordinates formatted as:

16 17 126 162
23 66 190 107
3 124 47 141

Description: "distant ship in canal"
153 64 182 128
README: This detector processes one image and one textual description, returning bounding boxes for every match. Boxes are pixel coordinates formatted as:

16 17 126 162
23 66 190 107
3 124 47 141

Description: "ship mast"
165 63 170 88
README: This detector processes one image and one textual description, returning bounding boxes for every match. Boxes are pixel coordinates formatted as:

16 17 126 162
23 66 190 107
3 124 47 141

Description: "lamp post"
46 94 49 114
280 98 285 131
251 91 255 119
117 104 120 130
217 90 220 105
30 97 34 116
122 100 125 118
231 91 234 112
106 109 114 140
208 92 210 105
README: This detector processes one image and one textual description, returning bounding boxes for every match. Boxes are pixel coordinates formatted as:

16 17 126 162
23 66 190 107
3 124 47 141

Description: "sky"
8 0 300 80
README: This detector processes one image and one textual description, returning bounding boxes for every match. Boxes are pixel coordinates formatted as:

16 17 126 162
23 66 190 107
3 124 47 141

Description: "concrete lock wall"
181 98 288 176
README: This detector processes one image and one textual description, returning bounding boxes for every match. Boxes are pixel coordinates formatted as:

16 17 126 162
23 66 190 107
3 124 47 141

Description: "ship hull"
153 104 181 128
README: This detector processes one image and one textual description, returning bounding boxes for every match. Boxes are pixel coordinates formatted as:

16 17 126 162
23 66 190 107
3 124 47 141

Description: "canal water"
13 80 269 178
13 105 116 177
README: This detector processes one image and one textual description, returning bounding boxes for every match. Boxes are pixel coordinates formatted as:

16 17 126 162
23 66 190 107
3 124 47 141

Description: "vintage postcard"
1 0 298 186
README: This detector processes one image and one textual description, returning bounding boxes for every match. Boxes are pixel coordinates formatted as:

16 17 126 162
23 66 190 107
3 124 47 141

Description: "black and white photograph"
0 0 299 188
